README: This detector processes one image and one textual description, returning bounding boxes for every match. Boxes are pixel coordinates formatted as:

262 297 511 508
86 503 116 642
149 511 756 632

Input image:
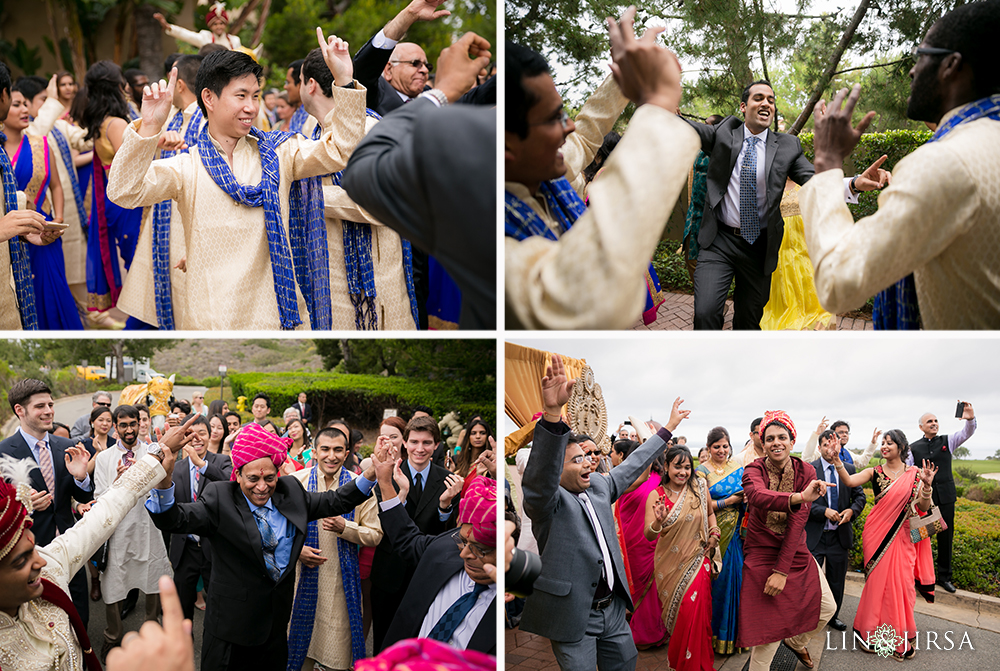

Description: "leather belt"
720 225 742 237
592 593 614 610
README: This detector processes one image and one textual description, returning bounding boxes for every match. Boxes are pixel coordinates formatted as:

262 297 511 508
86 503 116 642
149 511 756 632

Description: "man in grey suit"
520 354 690 670
343 32 495 329
688 80 889 330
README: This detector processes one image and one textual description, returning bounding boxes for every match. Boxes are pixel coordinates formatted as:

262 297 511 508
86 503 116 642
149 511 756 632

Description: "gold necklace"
712 460 727 475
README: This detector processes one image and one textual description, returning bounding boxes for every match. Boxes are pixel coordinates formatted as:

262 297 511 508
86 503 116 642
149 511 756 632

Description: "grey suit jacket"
519 419 673 642
688 116 815 274
342 98 495 329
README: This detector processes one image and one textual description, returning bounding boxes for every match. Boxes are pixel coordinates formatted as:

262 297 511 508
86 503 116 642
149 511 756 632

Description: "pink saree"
855 466 935 658
614 472 668 648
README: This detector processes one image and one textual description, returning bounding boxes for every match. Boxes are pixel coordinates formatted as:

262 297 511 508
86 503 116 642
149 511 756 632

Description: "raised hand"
182 445 205 469
475 448 496 478
405 0 451 22
159 413 198 454
871 427 881 445
541 353 575 419
47 74 59 102
439 472 463 509
434 32 492 103
816 416 829 435
920 459 938 487
64 443 90 481
316 28 353 87
812 84 877 171
139 67 178 137
652 496 668 525
664 397 689 432
607 6 681 111
392 459 410 502
152 12 171 32
853 154 891 192
960 401 975 421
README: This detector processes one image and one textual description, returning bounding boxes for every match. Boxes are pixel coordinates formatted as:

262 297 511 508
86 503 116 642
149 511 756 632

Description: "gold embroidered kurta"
800 103 1000 329
290 467 382 669
105 84 367 330
322 114 415 330
0 188 28 330
505 97 700 329
0 454 165 671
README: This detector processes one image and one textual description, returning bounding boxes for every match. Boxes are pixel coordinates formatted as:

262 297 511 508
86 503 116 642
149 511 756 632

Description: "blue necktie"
740 136 761 244
253 508 282 581
828 465 840 527
428 583 488 643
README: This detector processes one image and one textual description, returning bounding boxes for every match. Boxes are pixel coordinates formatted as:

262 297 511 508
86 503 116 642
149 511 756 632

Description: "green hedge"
229 372 495 430
799 129 931 222
849 492 1000 596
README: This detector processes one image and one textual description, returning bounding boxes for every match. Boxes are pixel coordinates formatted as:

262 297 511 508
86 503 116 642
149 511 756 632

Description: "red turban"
457 476 496 547
0 457 36 561
760 410 796 443
206 3 229 25
355 638 496 670
230 423 291 481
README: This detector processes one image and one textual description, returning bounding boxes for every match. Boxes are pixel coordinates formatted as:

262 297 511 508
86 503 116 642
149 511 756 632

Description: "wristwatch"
146 443 166 463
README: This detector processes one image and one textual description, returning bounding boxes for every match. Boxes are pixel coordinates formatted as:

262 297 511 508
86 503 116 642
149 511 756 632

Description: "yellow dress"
760 184 836 330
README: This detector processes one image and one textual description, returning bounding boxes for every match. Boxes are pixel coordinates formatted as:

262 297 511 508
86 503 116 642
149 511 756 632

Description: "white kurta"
165 24 244 51
290 467 382 669
105 84 368 330
505 74 700 329
93 443 172 602
800 102 1000 329
0 454 166 671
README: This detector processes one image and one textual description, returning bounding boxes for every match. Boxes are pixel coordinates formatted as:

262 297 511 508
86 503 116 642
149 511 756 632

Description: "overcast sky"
505 335 1000 461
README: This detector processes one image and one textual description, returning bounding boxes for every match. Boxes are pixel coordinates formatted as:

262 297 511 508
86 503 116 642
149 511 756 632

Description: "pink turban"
355 638 496 671
230 423 291 481
457 476 496 547
759 410 796 443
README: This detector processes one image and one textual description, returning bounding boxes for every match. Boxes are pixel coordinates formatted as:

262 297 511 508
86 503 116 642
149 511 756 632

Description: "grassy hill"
150 339 325 380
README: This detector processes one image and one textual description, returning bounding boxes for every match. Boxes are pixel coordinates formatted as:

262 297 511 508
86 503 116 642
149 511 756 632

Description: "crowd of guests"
505 1 1000 330
0 0 496 332
508 354 977 670
0 377 499 670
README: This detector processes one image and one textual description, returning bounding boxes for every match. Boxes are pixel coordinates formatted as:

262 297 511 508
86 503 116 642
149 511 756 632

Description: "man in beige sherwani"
0 416 196 671
801 0 1000 329
298 43 417 330
107 33 368 330
288 426 382 671
504 11 701 330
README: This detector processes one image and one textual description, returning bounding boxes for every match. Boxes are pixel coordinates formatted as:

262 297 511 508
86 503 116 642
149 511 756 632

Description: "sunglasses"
390 59 433 72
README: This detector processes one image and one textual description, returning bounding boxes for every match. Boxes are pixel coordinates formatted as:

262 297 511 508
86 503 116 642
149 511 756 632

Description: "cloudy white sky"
505 335 1000 462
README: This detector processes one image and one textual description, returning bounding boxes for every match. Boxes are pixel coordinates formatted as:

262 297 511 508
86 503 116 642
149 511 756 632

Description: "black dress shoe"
938 580 957 593
120 588 139 619
830 618 848 631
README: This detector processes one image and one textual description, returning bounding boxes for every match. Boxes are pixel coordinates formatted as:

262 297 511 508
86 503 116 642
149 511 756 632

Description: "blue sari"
426 256 462 330
12 135 82 330
696 460 745 654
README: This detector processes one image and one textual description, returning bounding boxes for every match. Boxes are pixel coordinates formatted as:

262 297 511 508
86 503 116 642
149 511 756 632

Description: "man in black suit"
369 414 463 652
164 414 232 622
806 429 866 631
1 378 94 625
375 453 496 655
291 392 311 426
343 33 496 329
145 422 380 670
688 79 889 330
910 401 977 593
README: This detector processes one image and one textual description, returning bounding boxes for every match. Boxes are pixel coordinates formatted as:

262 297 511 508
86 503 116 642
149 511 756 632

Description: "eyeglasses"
568 454 588 465
910 46 957 62
530 108 572 131
390 59 433 72
451 529 491 559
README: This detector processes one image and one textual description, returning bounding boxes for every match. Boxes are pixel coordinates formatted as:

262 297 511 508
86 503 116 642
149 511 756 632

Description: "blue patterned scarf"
198 122 302 329
504 176 585 241
288 104 310 135
0 131 38 329
874 95 1000 330
49 127 88 231
287 465 365 669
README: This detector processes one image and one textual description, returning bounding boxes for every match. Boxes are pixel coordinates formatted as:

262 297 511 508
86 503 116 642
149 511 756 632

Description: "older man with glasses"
70 390 113 440
801 0 1000 328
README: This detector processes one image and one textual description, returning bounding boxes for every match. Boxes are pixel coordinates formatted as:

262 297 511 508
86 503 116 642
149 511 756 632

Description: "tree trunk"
789 0 871 136
135 5 164 77
230 0 261 35
111 341 126 385
60 0 88 79
251 0 273 48
113 2 134 66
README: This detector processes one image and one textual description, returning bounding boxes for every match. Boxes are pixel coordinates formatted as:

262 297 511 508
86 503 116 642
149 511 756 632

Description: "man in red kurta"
739 410 837 670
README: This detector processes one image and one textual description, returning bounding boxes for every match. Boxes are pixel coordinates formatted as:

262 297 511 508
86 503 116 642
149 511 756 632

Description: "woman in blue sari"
694 426 745 654
4 87 82 330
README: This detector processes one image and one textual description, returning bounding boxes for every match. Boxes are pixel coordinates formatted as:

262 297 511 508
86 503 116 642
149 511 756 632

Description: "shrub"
850 493 1000 596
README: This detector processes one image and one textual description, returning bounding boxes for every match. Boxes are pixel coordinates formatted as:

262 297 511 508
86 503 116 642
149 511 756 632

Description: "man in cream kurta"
800 3 1000 329
290 427 382 670
106 50 368 330
0 443 183 671
505 30 700 330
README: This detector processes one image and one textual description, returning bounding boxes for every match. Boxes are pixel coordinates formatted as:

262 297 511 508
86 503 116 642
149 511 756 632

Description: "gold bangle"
649 522 663 535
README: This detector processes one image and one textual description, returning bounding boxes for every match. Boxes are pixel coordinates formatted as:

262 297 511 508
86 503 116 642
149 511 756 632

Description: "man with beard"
92 404 173 658
802 0 1000 328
